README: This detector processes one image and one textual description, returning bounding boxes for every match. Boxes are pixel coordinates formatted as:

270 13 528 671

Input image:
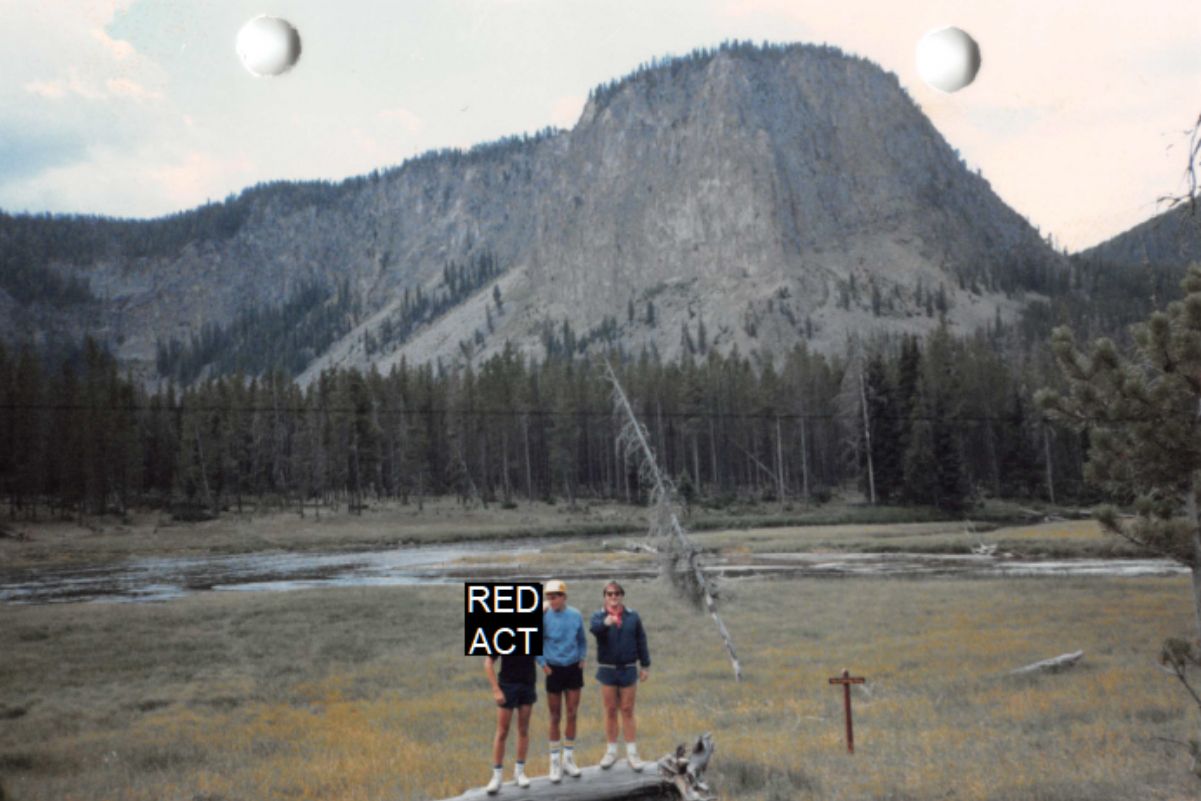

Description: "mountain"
1080 203 1201 268
0 41 1067 383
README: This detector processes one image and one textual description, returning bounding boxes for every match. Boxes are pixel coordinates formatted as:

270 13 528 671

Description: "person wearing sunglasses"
589 580 651 771
537 579 587 782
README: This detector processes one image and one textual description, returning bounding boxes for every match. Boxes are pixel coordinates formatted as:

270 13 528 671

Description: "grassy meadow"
2 572 1199 801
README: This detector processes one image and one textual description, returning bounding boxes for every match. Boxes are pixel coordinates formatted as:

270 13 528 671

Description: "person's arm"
589 608 609 637
636 614 650 680
484 656 505 705
537 614 551 673
576 611 588 669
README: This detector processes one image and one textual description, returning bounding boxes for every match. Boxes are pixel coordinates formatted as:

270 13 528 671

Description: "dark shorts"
596 665 639 688
499 682 537 709
545 663 584 694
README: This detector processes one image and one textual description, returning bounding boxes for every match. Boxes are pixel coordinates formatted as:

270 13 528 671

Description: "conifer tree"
1039 264 1201 656
865 353 903 502
998 389 1042 498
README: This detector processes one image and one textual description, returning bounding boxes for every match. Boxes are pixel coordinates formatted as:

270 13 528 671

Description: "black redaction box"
464 582 543 656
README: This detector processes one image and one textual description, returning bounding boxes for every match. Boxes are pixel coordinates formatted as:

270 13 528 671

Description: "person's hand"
579 660 586 671
639 669 649 682
493 688 506 706
604 614 617 627
543 664 553 676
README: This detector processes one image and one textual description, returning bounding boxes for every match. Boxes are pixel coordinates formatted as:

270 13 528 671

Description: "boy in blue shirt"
538 579 587 782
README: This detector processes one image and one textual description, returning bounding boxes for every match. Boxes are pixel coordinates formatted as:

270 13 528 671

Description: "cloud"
379 106 426 136
104 77 162 102
148 150 256 209
0 144 258 219
549 95 585 129
0 0 168 203
91 27 135 61
0 125 89 182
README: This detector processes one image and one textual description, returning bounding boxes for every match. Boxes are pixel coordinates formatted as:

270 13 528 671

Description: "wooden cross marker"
828 668 866 753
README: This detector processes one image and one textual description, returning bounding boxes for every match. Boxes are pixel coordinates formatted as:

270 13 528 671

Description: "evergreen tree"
902 374 939 506
1039 264 1201 659
998 389 1041 497
865 353 903 502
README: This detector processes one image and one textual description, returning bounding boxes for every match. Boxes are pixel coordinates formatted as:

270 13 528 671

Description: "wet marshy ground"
0 540 1186 605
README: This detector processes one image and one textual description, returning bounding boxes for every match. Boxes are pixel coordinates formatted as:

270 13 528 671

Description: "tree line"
0 326 1088 521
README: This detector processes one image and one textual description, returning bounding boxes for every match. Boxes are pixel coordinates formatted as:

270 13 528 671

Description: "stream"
0 543 1187 605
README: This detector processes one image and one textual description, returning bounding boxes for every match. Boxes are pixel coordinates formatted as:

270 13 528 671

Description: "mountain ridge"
1 40 1067 383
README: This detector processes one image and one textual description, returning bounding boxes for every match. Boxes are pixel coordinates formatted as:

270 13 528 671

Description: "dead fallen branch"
437 733 716 801
1010 650 1084 675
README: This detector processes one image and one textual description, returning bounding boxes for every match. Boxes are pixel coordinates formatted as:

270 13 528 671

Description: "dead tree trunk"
605 360 742 681
858 367 876 505
437 734 716 801
1042 423 1056 505
1010 650 1084 675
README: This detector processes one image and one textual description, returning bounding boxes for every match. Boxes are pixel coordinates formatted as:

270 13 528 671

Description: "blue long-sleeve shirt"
589 607 651 669
537 606 587 668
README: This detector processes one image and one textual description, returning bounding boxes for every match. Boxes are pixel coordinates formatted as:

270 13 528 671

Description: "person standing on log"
538 579 587 783
590 580 651 771
483 650 536 794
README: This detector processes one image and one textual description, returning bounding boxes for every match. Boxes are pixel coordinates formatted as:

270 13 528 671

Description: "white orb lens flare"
236 16 301 77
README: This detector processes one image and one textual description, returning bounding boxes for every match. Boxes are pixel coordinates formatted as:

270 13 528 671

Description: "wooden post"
828 669 866 753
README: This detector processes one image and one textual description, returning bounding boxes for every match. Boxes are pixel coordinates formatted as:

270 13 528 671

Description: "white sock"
564 739 575 754
550 740 561 755
626 742 638 756
606 742 618 755
492 765 503 778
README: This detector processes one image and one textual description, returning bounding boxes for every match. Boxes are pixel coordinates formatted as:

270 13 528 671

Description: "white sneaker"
599 750 618 769
549 753 562 783
562 750 582 777
515 766 530 788
485 772 502 794
627 753 644 772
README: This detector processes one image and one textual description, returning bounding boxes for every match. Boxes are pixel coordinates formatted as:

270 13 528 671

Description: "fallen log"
1010 650 1084 675
437 734 716 801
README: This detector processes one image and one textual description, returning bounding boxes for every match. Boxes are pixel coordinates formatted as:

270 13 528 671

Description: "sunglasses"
604 591 624 596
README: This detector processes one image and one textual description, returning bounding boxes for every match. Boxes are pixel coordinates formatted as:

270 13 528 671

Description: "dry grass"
690 518 1137 560
2 574 1199 801
0 498 652 569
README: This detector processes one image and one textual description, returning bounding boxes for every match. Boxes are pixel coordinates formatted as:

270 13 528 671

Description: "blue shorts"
499 682 537 709
596 665 638 688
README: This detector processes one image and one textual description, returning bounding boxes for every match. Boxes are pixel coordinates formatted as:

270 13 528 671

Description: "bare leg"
547 691 563 742
493 706 514 766
564 688 582 741
601 684 620 743
516 704 533 763
618 683 637 743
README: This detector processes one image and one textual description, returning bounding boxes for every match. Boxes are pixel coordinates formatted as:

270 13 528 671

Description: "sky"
0 0 1198 251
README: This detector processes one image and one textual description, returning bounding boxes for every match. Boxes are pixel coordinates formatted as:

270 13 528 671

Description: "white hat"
545 579 567 595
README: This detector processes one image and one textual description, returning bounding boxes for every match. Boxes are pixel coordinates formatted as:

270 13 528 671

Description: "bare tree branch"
603 359 742 681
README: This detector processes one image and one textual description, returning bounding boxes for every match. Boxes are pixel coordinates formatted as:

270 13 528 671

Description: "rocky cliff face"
5 42 1065 382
